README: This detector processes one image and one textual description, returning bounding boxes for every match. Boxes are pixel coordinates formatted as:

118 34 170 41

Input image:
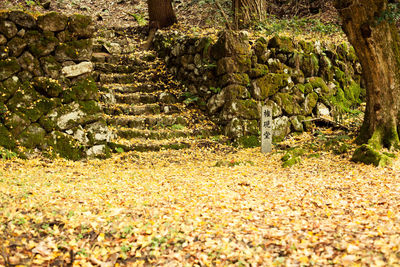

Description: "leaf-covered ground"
1 139 400 266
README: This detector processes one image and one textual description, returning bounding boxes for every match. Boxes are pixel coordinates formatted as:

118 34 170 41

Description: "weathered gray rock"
86 121 113 143
272 116 291 142
8 11 36 28
316 103 330 117
159 92 177 104
104 42 121 55
37 12 68 32
86 145 107 157
61 61 93 78
0 20 18 39
224 117 243 138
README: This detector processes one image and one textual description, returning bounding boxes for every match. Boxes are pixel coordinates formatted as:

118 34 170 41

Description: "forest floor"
1 132 400 265
1 0 400 266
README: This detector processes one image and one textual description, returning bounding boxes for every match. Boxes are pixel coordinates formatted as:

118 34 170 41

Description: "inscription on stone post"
261 106 272 153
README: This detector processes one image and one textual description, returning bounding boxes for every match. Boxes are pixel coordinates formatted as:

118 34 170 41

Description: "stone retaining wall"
0 10 112 159
154 30 364 146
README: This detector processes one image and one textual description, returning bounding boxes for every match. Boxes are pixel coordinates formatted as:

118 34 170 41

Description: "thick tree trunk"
336 0 400 151
147 0 177 29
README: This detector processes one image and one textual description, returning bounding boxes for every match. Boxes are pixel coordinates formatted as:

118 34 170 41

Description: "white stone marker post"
261 106 272 153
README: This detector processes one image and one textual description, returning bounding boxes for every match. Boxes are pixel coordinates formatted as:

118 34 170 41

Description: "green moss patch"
352 144 392 167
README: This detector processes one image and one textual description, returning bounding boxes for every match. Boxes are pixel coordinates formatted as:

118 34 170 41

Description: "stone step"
108 139 192 152
94 63 142 73
115 128 194 140
106 114 189 129
114 92 159 105
102 83 163 94
99 73 161 84
102 103 161 116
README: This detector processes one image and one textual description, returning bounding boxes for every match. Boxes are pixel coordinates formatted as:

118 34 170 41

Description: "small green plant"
171 124 185 130
25 0 36 6
0 148 17 160
128 12 147 26
210 87 221 94
182 92 199 105
115 147 124 153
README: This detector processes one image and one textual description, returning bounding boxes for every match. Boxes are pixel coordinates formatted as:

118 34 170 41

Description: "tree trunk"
336 0 400 151
147 0 177 29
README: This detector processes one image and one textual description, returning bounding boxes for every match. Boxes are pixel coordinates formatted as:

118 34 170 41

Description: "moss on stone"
273 93 302 115
254 37 268 58
68 14 94 38
55 39 92 61
268 36 294 53
251 73 291 100
0 122 16 149
32 77 64 97
249 64 269 78
17 123 46 149
237 135 260 148
62 77 98 103
0 76 21 102
219 73 250 87
78 100 100 115
0 57 21 81
301 53 319 77
47 131 86 161
29 31 58 57
309 77 332 97
352 144 391 167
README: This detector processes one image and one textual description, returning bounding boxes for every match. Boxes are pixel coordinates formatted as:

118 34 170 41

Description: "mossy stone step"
102 83 163 94
116 128 192 139
114 92 158 105
108 140 191 152
99 73 161 84
94 63 142 74
106 114 188 129
101 103 161 116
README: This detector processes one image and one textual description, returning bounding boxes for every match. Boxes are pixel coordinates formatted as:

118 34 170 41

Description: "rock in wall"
0 10 112 159
154 30 364 146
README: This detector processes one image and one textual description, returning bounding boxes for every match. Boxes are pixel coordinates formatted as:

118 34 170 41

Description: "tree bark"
147 0 177 29
336 0 400 150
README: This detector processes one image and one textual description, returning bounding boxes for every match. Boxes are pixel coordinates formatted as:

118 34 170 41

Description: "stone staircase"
92 27 219 152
